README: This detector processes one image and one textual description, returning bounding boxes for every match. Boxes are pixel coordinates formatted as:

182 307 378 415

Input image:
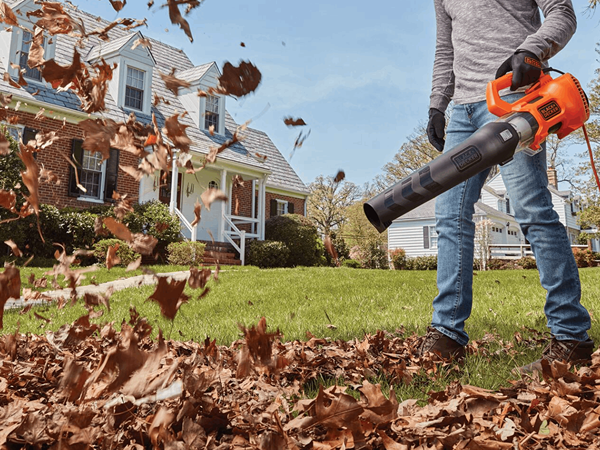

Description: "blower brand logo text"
538 101 561 120
451 146 482 172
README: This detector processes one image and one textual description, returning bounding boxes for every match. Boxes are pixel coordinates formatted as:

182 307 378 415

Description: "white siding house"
389 171 585 257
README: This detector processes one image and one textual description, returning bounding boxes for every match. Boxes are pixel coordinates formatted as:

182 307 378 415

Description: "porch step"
202 257 241 266
204 250 236 259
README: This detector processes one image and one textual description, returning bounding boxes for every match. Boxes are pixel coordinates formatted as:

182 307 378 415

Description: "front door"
158 171 182 210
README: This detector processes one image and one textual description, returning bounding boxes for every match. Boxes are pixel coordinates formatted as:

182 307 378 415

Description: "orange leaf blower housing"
487 72 590 152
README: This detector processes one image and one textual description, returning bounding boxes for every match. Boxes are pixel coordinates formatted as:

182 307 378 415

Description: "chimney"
547 167 558 189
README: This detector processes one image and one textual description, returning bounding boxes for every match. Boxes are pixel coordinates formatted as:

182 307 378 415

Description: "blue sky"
75 0 599 189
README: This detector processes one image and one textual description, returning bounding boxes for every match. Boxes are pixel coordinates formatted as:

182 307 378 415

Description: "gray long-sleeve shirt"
430 0 577 113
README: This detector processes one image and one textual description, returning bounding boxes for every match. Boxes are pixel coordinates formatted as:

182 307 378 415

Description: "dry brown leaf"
200 188 227 211
126 256 142 272
131 36 152 50
164 0 202 42
4 239 22 257
160 69 191 96
0 264 20 328
103 217 133 242
0 1 19 26
324 235 338 266
106 242 121 270
190 199 201 227
188 266 211 290
109 0 126 11
284 117 307 127
217 60 262 97
334 170 345 183
147 276 189 320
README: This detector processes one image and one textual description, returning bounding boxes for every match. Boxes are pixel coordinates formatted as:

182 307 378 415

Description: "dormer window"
125 66 145 110
19 30 42 81
205 94 219 131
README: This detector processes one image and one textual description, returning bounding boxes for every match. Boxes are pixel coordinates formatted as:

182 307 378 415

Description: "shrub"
265 214 324 267
167 241 206 266
245 240 290 268
405 255 437 270
516 256 537 270
573 248 597 268
486 258 512 270
389 248 407 270
124 200 181 245
342 259 361 269
349 244 389 269
93 239 140 267
324 232 350 267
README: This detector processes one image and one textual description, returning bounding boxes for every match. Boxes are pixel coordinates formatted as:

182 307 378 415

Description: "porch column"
251 180 256 235
218 168 227 242
257 176 266 240
169 154 178 213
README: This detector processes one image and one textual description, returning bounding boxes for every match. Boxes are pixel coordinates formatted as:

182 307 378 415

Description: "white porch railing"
223 214 256 266
173 207 197 242
489 244 588 260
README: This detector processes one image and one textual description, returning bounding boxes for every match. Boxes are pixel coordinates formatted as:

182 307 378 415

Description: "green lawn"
3 266 599 400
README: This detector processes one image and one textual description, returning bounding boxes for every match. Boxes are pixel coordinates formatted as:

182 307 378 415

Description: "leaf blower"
363 71 591 233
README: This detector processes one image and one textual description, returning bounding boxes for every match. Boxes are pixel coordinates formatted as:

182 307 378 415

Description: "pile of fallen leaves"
2 312 600 449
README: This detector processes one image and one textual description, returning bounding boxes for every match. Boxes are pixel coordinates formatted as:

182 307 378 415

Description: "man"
421 0 593 373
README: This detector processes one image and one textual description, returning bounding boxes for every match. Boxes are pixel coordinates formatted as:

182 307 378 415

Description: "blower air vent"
570 75 590 117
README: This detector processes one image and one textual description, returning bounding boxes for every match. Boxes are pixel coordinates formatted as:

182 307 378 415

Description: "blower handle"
486 72 554 117
486 73 514 117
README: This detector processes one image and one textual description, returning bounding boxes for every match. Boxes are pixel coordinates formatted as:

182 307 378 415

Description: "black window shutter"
270 199 277 217
104 148 120 201
287 201 294 214
423 226 430 249
22 127 37 145
68 139 84 197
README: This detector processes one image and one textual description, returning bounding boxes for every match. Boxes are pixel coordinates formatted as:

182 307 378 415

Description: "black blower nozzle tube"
364 118 535 233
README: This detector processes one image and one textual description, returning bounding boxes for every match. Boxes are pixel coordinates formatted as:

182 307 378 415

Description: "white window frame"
1 123 24 142
276 199 288 216
19 29 45 82
423 225 437 250
124 66 146 111
78 149 107 203
200 94 222 134
204 94 220 132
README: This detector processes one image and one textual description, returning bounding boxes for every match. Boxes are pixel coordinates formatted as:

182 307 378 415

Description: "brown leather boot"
516 337 594 374
417 327 466 360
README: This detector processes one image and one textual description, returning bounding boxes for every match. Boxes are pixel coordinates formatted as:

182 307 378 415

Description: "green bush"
389 248 407 270
124 200 181 245
265 214 325 267
516 256 537 270
486 258 512 270
404 255 437 270
93 239 140 267
245 240 290 268
342 259 361 269
167 241 205 266
324 232 350 267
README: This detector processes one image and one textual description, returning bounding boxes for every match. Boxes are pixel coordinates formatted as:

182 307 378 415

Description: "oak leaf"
147 276 189 320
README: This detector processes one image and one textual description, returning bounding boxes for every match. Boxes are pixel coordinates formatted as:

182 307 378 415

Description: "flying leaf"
334 170 345 183
217 61 262 97
18 142 40 215
0 264 21 328
103 217 133 242
164 0 199 42
0 1 19 26
190 199 201 227
200 188 227 211
4 240 22 257
324 235 339 266
131 36 152 50
284 117 306 127
106 242 121 270
188 266 211 290
109 0 126 11
160 69 191 96
147 276 189 320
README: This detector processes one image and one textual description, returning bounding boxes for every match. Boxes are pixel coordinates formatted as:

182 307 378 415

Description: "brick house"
0 0 309 264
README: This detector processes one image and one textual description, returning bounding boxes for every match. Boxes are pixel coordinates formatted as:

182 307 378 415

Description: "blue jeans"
432 94 591 346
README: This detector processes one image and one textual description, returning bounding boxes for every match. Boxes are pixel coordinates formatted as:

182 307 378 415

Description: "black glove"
495 49 542 91
427 108 445 152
